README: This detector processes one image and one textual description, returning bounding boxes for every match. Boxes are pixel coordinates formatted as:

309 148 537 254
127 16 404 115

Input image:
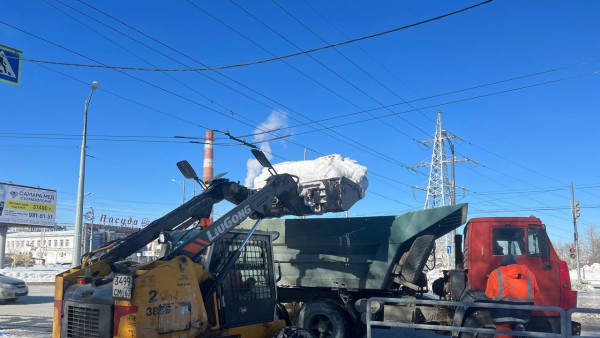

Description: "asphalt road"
1 285 598 337
0 284 54 337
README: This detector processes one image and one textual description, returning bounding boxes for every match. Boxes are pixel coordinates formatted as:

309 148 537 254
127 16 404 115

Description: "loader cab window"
492 227 525 256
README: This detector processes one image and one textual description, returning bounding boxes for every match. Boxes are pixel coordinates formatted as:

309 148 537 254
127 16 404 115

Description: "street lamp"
84 206 95 252
72 81 99 266
172 179 185 205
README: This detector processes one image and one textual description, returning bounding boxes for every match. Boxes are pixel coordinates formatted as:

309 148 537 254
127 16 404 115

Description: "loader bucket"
297 176 363 214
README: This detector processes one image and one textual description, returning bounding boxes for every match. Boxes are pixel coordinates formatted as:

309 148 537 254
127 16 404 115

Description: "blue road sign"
447 245 451 254
0 44 22 86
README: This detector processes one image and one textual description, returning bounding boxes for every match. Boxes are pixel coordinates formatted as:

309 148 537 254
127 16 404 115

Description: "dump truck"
239 205 580 337
52 149 364 338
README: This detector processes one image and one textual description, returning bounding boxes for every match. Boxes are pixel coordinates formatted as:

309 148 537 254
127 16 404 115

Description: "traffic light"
569 247 576 259
573 201 581 219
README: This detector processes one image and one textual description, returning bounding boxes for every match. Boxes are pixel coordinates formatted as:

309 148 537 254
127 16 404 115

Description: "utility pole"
571 181 582 283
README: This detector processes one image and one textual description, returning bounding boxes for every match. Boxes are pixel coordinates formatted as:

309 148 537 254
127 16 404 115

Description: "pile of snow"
570 263 600 281
0 265 67 283
252 154 369 195
570 263 600 290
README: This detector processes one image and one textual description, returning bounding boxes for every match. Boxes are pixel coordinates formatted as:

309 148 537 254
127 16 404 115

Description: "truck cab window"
528 228 542 256
492 227 525 256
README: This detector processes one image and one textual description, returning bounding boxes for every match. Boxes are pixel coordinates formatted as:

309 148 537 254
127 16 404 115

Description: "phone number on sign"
28 212 54 219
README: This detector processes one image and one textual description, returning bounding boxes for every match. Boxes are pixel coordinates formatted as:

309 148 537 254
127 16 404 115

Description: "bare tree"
581 225 600 265
554 241 577 270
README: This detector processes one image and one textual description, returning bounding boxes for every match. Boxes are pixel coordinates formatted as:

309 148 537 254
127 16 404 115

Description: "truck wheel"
295 301 349 338
461 310 494 338
273 326 316 338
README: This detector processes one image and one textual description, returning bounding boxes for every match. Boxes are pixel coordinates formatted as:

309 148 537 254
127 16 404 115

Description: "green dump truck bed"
240 203 467 290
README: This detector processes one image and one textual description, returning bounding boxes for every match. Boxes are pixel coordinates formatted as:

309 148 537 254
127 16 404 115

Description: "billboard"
0 183 57 227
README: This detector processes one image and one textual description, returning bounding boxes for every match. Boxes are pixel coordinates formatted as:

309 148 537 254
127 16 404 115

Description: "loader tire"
295 301 350 338
273 326 316 338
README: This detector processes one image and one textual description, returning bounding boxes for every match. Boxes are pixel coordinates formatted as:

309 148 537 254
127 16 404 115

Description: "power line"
237 62 600 137
72 0 413 170
269 0 430 141
299 0 436 125
20 32 417 209
223 0 422 164
271 69 600 137
17 0 493 72
182 0 416 168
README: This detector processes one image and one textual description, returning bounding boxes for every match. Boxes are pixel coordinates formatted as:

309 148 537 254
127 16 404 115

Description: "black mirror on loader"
177 160 198 179
251 148 278 176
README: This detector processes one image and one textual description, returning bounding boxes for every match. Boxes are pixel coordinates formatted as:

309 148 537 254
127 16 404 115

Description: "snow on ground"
0 265 67 283
571 263 600 291
252 154 369 195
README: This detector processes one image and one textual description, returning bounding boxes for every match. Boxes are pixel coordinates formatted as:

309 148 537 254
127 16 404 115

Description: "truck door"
523 227 559 310
490 226 559 309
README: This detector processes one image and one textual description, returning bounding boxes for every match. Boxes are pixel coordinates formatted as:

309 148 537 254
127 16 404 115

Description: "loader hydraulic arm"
162 173 299 260
97 177 253 263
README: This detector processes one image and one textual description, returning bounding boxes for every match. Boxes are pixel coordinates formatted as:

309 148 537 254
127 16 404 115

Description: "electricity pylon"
409 110 475 268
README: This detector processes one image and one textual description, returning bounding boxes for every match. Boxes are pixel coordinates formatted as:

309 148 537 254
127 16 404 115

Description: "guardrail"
366 297 569 338
567 307 600 338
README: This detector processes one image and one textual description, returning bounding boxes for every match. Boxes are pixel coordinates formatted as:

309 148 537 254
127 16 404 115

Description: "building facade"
5 223 156 266
6 230 74 265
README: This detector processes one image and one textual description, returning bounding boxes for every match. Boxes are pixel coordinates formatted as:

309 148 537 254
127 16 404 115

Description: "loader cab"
463 217 576 313
206 230 279 329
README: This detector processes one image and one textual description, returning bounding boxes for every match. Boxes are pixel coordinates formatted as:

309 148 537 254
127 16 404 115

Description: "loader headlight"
1 283 15 289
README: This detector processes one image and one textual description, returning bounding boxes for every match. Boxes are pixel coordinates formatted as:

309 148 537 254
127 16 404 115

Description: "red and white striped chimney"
200 130 214 226
202 129 214 186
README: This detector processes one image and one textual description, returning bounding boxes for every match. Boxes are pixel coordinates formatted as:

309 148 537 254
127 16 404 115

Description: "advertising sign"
0 183 57 227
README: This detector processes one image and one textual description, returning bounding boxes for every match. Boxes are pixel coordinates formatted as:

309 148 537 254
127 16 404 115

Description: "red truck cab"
463 216 578 332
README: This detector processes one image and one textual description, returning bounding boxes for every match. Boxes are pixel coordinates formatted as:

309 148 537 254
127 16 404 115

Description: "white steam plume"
244 110 288 187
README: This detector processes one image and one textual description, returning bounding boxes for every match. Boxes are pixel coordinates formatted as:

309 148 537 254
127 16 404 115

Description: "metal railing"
366 297 568 338
567 307 600 338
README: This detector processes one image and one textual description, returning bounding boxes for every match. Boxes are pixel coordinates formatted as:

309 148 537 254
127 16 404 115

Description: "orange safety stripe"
183 242 205 254
195 238 210 246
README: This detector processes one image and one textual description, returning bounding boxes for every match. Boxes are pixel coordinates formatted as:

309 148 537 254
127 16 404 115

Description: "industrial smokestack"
201 130 214 226
203 130 214 184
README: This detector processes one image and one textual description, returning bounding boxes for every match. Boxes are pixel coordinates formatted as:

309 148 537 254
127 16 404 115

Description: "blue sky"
1 0 599 245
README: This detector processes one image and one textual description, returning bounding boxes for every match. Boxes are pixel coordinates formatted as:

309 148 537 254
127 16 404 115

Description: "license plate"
112 274 133 300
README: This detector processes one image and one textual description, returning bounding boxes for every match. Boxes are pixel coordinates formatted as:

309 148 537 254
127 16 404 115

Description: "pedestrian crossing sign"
0 44 22 86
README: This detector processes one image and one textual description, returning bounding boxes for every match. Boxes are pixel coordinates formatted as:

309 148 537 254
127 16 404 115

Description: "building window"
54 240 58 247
49 240 52 247
65 239 69 248
60 240 64 247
